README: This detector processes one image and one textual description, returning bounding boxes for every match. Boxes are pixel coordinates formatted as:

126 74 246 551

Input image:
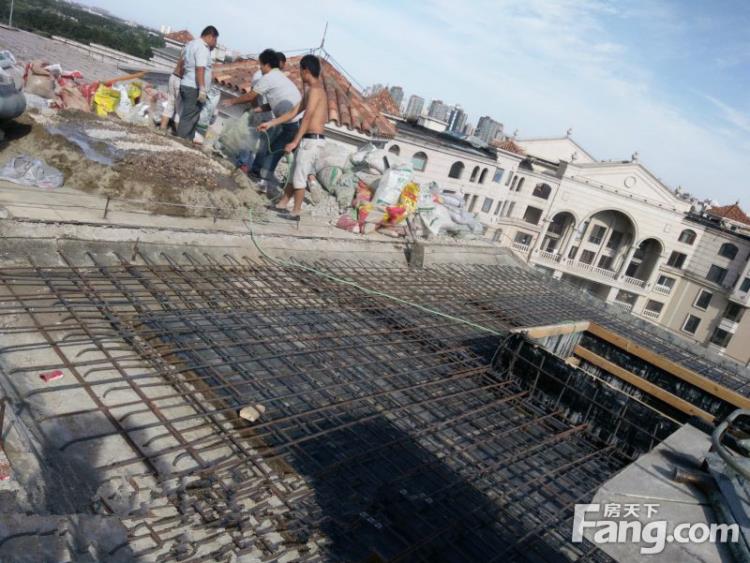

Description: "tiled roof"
708 203 750 226
364 88 401 116
165 30 194 44
490 138 526 155
212 56 396 138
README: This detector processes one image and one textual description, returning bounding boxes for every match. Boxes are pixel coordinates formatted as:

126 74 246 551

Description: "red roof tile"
212 56 395 138
708 203 750 226
491 138 526 155
164 30 194 44
365 88 401 116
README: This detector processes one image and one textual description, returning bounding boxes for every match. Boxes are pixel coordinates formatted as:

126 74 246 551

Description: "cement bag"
420 204 453 236
197 87 221 130
24 74 55 99
441 193 464 209
333 172 358 208
318 142 353 169
217 112 261 161
373 168 412 206
418 183 436 212
93 84 120 116
114 84 132 119
317 165 344 192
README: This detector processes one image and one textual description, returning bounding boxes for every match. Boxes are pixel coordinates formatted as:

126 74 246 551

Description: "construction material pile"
318 143 485 239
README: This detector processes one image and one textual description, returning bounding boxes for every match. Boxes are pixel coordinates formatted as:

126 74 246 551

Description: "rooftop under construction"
0 210 747 562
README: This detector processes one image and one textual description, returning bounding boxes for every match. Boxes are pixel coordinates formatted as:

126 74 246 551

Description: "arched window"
388 144 400 156
719 243 739 260
678 229 696 245
479 168 489 184
517 178 526 192
532 183 552 199
470 166 480 183
510 176 519 191
448 161 465 179
411 151 428 172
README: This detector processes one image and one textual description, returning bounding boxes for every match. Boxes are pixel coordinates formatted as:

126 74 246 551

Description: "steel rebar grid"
0 253 687 562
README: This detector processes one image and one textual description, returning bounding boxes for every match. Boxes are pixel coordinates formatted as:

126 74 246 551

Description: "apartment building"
386 123 750 365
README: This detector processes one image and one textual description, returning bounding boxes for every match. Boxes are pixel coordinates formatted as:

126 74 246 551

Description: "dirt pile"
1 111 266 220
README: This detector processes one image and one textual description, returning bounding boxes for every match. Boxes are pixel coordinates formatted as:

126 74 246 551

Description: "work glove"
198 89 207 104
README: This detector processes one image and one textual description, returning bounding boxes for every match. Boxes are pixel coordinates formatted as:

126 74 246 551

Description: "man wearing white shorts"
160 69 182 131
258 54 328 220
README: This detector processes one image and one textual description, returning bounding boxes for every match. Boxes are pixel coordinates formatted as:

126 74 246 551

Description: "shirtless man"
258 54 327 219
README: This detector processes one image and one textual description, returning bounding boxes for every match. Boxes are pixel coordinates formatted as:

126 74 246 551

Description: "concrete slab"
586 424 735 563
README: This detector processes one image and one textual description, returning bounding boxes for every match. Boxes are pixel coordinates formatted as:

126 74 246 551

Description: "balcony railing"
511 242 530 254
653 284 672 296
623 276 647 289
641 309 661 320
707 343 726 356
612 300 634 313
538 250 562 262
731 289 750 306
719 318 740 334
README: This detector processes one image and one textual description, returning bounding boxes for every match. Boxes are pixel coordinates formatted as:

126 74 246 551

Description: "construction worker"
176 26 219 140
160 53 184 132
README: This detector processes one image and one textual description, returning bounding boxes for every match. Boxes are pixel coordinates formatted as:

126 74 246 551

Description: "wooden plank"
574 345 715 424
586 323 750 410
511 321 590 339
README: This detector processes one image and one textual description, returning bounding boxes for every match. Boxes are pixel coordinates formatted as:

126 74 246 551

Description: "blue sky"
82 0 749 206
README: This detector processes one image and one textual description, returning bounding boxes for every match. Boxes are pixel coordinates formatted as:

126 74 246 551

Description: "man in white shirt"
176 26 219 140
222 49 302 186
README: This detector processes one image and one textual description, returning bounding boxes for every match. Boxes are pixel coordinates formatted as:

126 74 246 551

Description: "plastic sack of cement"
349 143 411 174
417 183 435 212
372 167 412 206
317 142 353 170
217 112 262 162
0 155 64 189
419 204 453 236
197 87 221 130
333 172 358 209
317 165 344 192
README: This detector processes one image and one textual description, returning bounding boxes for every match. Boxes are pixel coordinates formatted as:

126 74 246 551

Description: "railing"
623 276 647 289
653 284 672 296
537 250 561 262
707 343 726 356
731 289 750 305
719 318 740 334
511 242 530 253
641 309 661 320
612 300 634 313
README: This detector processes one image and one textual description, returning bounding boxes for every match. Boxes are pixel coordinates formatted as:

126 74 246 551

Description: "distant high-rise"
389 86 404 107
405 95 425 118
475 115 504 143
447 105 467 134
462 123 474 137
427 99 449 122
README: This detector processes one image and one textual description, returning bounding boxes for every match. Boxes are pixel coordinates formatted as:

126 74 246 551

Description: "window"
532 183 552 199
645 300 664 314
479 168 489 184
682 314 701 334
470 166 480 182
448 161 465 179
481 197 494 213
469 195 479 212
656 275 675 290
724 302 744 322
606 231 624 250
492 230 503 242
598 255 613 270
463 193 471 205
588 225 607 245
517 178 526 192
710 328 732 348
388 144 401 156
505 202 516 217
411 151 428 172
505 172 514 186
568 246 579 259
719 243 739 260
667 251 687 269
625 261 639 278
514 232 532 246
678 229 696 245
494 200 503 216
706 265 728 285
510 176 519 191
580 250 596 265
615 290 637 306
694 289 713 310
741 277 750 293
523 206 543 225
493 168 505 183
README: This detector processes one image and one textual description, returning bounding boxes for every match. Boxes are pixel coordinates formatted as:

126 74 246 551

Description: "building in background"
475 116 504 143
405 94 425 119
427 99 450 122
447 105 467 134
388 85 404 108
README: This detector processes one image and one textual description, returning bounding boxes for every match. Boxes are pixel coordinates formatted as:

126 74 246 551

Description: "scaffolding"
0 253 703 561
